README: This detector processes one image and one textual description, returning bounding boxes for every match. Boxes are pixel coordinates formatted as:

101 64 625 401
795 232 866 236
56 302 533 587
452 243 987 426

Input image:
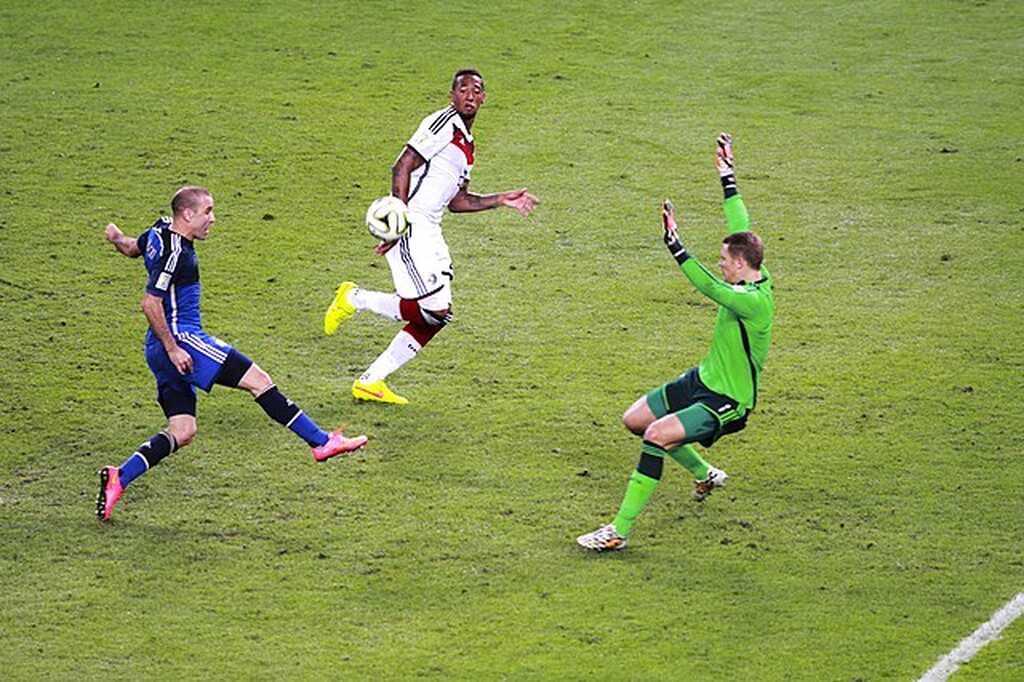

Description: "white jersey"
405 105 475 230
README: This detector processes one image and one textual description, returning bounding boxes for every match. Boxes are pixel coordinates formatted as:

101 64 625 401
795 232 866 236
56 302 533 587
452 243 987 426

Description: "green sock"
611 470 660 537
667 444 709 480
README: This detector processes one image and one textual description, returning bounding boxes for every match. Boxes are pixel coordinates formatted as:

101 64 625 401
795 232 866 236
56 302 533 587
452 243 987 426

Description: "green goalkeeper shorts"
645 368 748 448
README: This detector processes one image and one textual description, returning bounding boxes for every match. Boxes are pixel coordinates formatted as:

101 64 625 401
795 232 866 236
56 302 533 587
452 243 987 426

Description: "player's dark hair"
723 231 764 269
171 186 211 216
451 68 484 90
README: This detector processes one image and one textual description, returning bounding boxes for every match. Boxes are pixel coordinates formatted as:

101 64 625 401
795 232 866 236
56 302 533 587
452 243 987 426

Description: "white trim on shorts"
179 332 229 363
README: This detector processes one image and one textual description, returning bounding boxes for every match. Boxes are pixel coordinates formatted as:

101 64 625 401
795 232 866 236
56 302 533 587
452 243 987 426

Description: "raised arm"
661 200 764 318
680 258 765 318
715 133 751 235
105 223 142 257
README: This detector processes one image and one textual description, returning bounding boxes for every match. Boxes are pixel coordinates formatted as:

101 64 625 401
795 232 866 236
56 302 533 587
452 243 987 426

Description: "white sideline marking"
918 592 1024 681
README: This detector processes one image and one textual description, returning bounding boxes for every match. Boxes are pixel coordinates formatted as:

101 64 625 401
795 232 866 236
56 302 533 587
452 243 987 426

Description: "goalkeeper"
578 133 775 552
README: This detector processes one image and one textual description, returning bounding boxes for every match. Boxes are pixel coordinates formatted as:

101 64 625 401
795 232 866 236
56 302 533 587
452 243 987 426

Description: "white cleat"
693 465 728 501
576 523 627 552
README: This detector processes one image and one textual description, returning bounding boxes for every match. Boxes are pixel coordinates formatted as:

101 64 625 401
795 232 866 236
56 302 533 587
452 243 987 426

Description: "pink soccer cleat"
95 466 124 521
312 430 368 462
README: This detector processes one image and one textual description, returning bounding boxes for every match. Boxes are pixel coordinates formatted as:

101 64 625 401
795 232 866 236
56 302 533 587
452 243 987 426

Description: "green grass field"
2 1 1022 679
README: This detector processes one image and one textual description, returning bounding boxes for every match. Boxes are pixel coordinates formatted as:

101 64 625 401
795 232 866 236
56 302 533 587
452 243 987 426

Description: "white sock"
360 330 422 383
350 288 401 321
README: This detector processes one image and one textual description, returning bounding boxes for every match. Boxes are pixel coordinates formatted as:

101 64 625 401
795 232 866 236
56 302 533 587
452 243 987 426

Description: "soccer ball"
365 195 409 242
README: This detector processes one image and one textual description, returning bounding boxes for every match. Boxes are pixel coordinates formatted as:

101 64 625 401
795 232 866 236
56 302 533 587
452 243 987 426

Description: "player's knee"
251 366 273 391
642 420 682 448
241 364 274 397
168 423 197 448
623 409 646 435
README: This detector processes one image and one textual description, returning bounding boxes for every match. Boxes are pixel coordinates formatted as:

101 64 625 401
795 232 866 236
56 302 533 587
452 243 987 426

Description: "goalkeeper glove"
716 132 738 197
715 133 734 175
662 199 689 264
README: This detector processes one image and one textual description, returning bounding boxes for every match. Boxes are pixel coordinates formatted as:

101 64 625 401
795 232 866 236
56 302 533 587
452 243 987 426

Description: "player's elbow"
140 295 159 315
691 283 717 301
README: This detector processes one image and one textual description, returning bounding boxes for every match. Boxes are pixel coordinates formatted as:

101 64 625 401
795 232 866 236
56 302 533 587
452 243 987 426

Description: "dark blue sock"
119 432 176 487
119 454 148 487
255 387 328 447
290 412 329 447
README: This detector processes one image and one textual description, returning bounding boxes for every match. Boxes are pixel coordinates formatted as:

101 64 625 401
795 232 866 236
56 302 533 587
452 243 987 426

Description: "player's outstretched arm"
105 223 141 258
716 133 751 235
448 186 539 215
661 198 762 317
499 188 540 217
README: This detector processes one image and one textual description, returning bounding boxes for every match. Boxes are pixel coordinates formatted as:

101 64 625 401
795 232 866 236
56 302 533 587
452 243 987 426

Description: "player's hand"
105 223 123 243
374 240 397 256
715 133 734 176
167 345 193 375
662 199 678 232
500 189 539 217
662 199 688 264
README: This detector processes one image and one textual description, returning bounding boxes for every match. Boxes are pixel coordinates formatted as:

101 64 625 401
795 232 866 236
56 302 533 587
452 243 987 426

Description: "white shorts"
384 221 453 310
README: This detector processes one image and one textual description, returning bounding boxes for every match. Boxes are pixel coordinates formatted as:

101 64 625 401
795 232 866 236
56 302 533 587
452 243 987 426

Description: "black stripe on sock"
638 441 666 480
720 174 738 199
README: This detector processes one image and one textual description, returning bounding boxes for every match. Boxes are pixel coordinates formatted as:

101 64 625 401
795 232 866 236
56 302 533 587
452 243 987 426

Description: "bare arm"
391 146 427 203
448 186 539 216
141 293 192 374
105 223 141 257
373 146 429 256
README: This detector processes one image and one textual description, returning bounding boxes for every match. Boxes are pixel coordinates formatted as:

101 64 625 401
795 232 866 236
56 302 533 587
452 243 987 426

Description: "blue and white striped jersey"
136 217 203 340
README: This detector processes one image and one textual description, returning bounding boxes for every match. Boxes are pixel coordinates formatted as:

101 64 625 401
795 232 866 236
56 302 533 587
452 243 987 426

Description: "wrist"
664 230 689 264
720 173 738 199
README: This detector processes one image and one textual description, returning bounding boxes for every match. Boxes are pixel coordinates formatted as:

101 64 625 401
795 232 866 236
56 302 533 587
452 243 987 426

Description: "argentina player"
97 186 368 521
324 69 540 404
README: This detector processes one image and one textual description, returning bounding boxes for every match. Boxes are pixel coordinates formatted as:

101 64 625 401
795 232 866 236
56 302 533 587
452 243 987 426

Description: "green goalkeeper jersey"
679 195 774 414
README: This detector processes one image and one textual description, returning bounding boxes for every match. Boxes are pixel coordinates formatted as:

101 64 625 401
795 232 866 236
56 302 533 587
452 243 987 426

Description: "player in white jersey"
324 69 539 404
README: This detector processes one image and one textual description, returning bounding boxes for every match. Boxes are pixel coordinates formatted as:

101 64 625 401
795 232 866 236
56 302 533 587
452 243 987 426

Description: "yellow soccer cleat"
351 379 409 405
324 281 357 335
